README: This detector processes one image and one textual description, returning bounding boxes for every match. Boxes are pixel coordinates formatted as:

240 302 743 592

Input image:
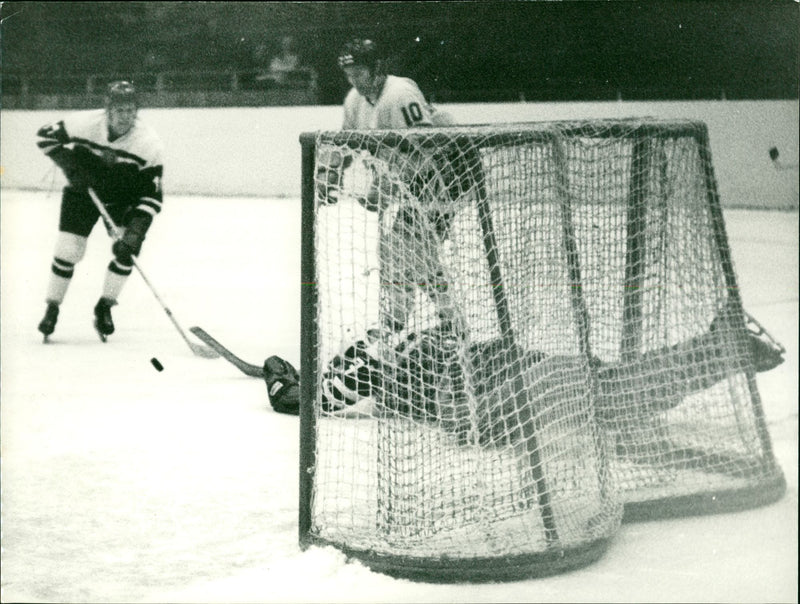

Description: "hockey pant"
378 205 459 333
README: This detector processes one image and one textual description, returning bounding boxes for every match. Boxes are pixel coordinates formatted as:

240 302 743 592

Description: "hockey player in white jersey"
338 38 453 130
36 81 165 341
260 38 471 415
317 38 465 341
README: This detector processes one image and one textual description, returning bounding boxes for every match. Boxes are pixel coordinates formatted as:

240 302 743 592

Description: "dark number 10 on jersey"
401 102 424 126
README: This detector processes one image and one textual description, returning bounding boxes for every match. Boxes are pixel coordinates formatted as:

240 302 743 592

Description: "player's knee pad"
53 231 88 265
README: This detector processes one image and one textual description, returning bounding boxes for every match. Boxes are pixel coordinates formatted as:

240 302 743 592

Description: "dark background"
1 1 798 105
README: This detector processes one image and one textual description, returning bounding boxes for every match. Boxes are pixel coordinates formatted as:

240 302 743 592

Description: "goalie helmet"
105 80 137 107
338 38 382 71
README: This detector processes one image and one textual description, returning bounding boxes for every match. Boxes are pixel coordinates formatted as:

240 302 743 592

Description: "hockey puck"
150 357 164 372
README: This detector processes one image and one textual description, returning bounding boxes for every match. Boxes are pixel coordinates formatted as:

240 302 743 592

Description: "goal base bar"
299 535 612 583
623 474 786 523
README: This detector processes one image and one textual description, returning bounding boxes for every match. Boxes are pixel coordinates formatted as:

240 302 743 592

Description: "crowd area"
2 2 796 108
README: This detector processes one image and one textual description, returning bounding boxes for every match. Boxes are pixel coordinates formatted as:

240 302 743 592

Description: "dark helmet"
338 38 381 70
105 80 137 107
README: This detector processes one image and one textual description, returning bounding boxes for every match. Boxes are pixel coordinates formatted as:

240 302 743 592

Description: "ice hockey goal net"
298 118 785 581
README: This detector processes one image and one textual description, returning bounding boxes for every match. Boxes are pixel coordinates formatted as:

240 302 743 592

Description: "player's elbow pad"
316 167 344 205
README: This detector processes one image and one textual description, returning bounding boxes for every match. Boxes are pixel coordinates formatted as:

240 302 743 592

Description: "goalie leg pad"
321 340 385 412
263 355 300 415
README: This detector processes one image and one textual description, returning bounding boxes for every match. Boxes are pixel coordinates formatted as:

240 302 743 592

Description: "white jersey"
341 74 456 205
37 109 164 217
342 75 452 130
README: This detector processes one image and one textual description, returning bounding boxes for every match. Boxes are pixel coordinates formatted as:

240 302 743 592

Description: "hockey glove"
316 167 343 205
315 148 352 205
263 355 300 415
112 211 152 262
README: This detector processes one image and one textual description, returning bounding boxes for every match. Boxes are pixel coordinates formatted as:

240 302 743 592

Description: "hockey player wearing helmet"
36 81 165 341
271 37 489 423
104 81 139 141
337 37 453 130
318 38 464 336
262 38 467 416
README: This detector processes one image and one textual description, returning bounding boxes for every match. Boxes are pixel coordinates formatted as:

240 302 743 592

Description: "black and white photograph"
1 2 797 602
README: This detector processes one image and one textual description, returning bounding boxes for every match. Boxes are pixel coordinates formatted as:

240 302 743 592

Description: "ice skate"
93 297 116 342
37 302 60 342
743 312 785 372
710 300 784 372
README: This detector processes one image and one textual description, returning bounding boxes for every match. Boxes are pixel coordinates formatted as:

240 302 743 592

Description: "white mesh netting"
299 118 785 581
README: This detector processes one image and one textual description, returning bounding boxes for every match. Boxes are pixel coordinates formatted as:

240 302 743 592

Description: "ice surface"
1 189 796 603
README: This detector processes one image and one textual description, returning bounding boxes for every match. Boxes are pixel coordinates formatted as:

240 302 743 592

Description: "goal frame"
297 120 785 581
298 131 613 581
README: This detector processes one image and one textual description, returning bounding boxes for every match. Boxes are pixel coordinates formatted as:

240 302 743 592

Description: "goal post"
298 118 785 581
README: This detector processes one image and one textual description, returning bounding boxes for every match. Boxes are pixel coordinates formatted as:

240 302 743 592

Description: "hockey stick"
87 188 218 359
188 326 264 377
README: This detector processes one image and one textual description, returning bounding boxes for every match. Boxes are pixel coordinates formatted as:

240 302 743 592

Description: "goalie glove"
263 355 300 415
318 328 463 416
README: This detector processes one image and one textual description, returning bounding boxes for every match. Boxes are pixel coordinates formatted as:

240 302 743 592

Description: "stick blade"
189 326 264 377
190 342 220 358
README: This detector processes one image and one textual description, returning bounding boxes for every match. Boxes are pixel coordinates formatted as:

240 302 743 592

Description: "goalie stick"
188 326 264 377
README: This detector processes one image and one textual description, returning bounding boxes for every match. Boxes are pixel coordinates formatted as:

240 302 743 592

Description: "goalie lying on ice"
314 301 784 445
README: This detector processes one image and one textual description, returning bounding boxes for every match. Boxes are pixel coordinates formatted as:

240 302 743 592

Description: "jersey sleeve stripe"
70 136 150 167
37 139 61 154
136 198 162 216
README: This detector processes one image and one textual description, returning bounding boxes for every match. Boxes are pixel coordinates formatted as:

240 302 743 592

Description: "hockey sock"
102 259 132 302
44 257 74 305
